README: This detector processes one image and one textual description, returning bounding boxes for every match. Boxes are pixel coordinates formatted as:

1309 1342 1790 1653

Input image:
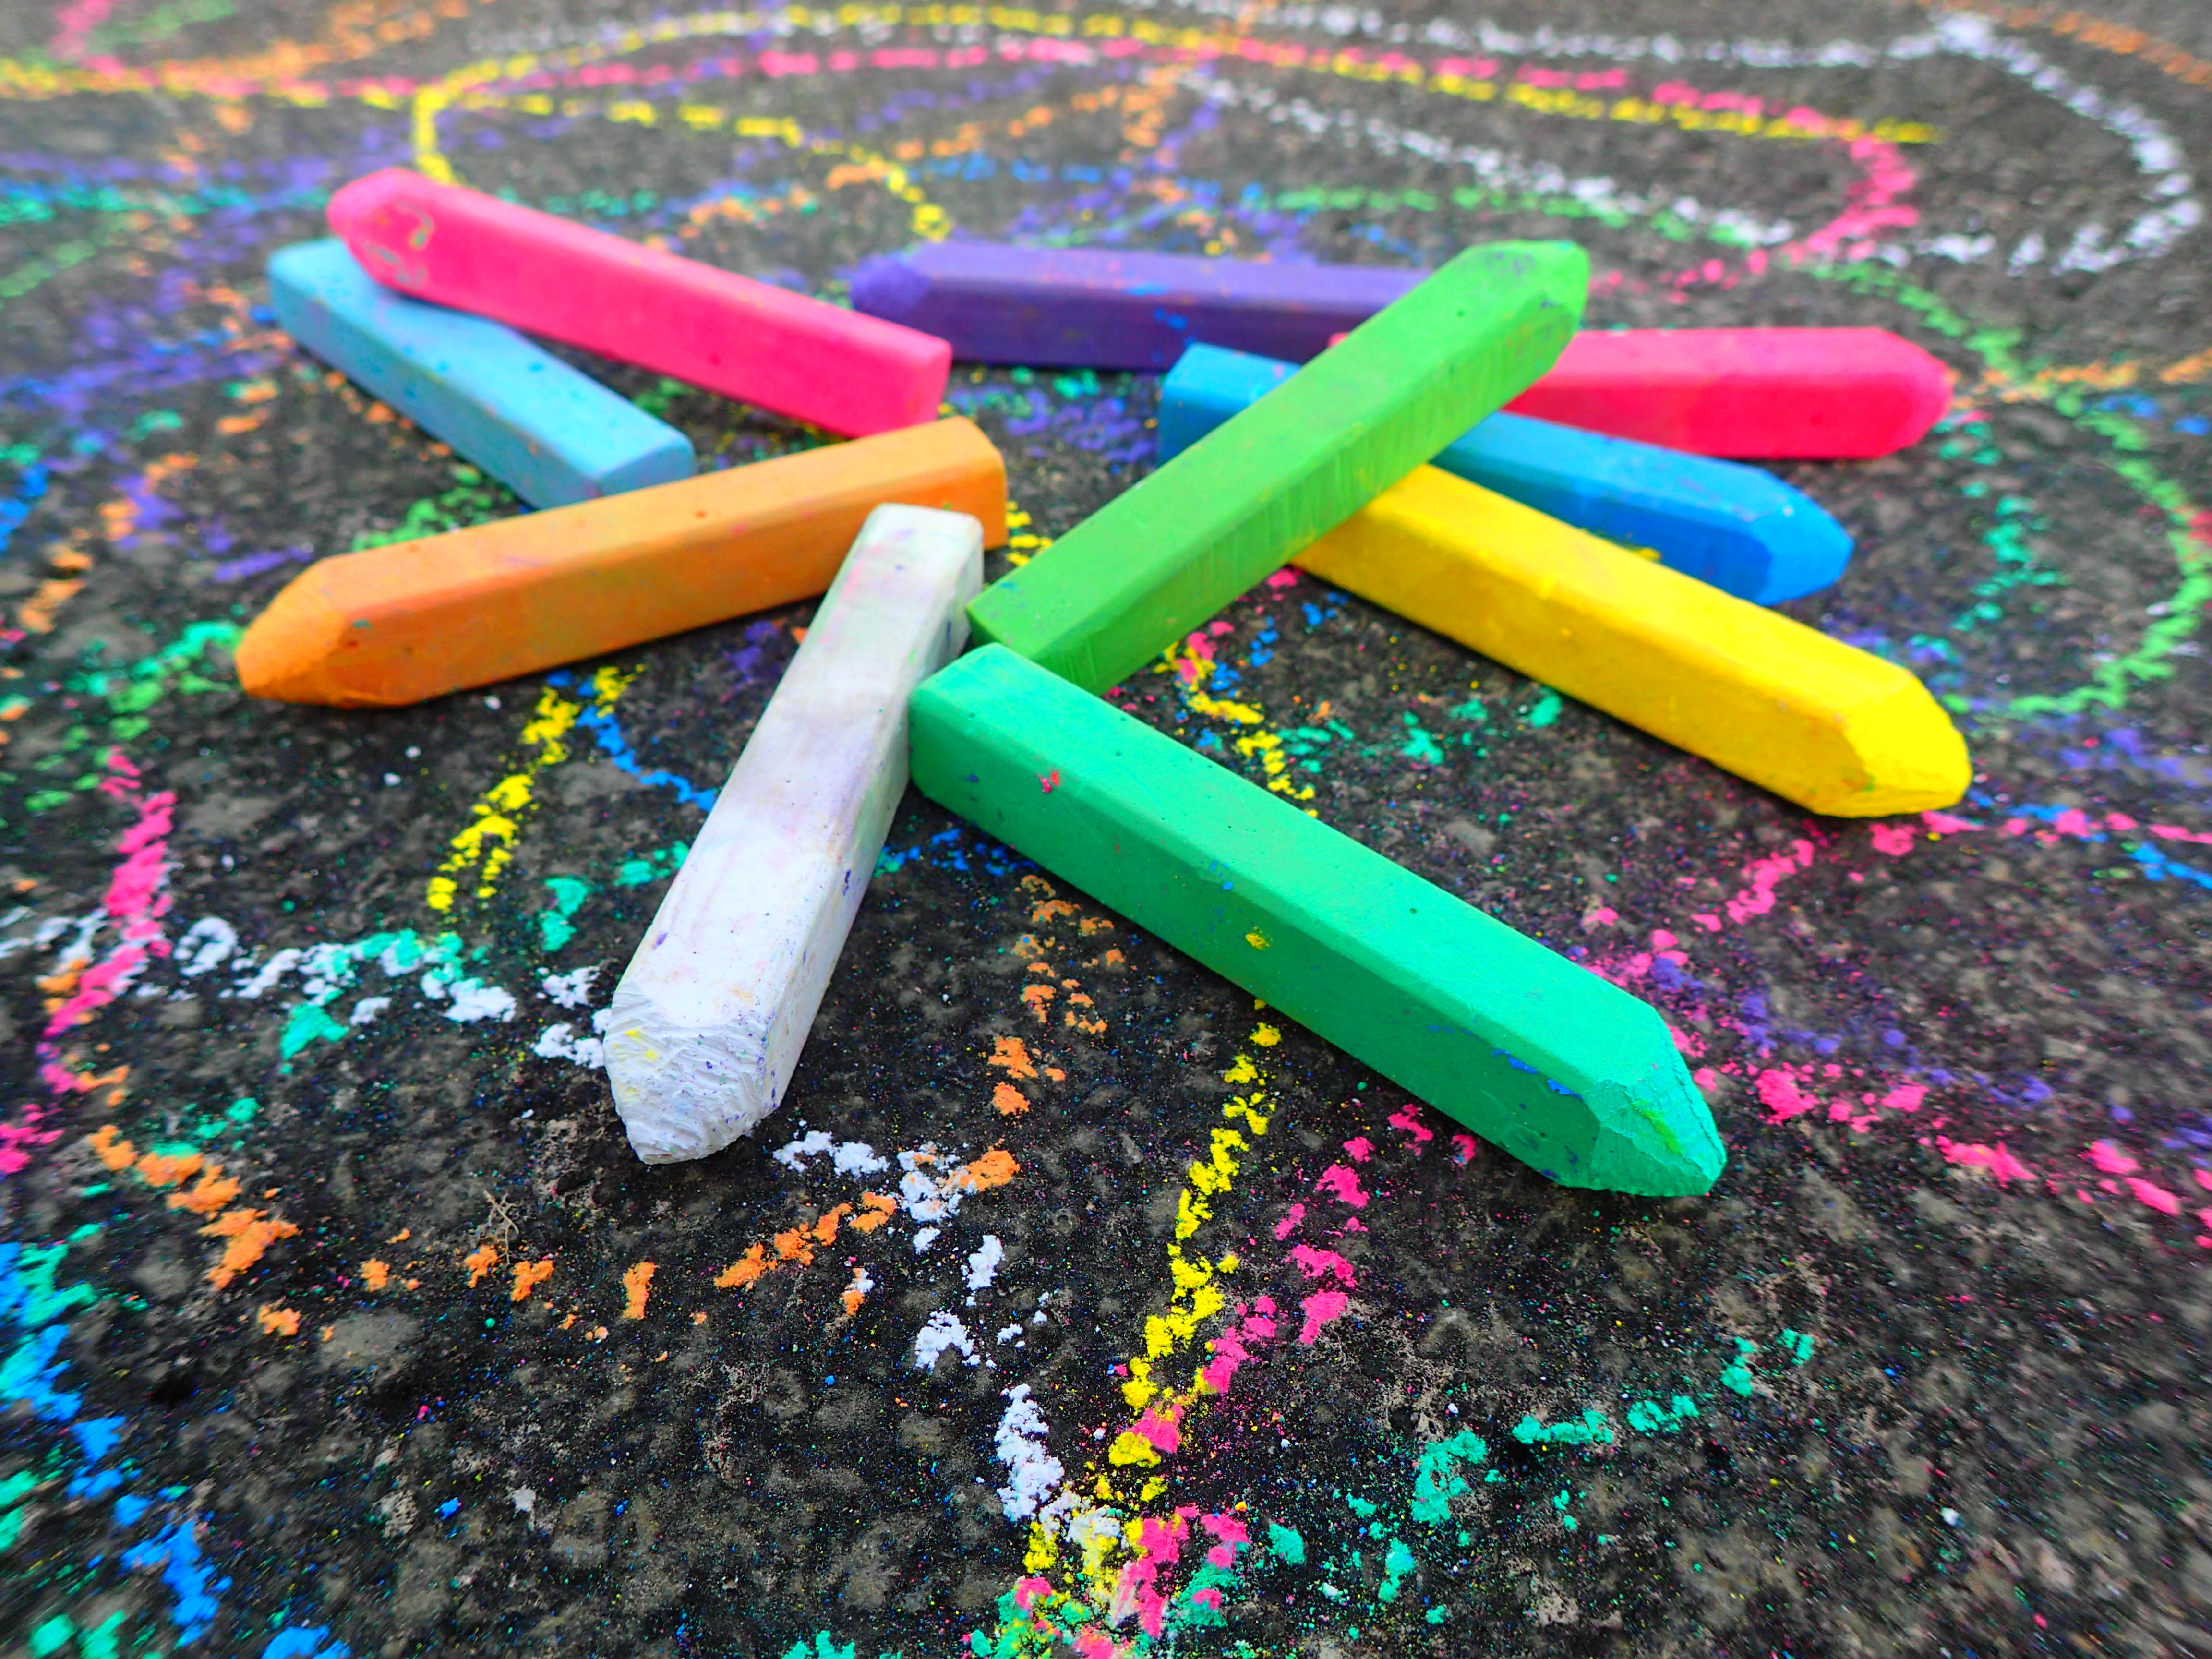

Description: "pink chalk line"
3 750 174 1175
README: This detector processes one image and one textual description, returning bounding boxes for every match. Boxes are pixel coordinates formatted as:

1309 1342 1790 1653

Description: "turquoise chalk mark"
1399 712 1444 764
1779 1329 1815 1365
1625 1394 1702 1433
78 1611 127 1659
1719 1337 1760 1396
1345 1492 1378 1518
536 876 594 951
0 1241 98 1328
1266 1521 1306 1563
615 843 690 888
1553 1489 1580 1531
1376 1536 1417 1603
279 1001 348 1059
1512 1407 1614 1448
1179 1559 1237 1628
1522 690 1563 727
1447 695 1488 721
29 1614 72 1657
779 1637 856 1659
1409 1429 1487 1524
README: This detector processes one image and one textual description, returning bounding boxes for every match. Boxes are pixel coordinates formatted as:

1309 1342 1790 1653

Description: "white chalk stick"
603 504 983 1162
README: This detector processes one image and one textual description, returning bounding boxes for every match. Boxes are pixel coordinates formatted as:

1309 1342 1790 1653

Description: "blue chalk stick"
1158 344 1853 606
269 240 694 511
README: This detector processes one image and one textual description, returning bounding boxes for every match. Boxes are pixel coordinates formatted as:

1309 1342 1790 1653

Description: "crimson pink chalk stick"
1501 328 1952 459
1329 325 1951 458
328 168 952 438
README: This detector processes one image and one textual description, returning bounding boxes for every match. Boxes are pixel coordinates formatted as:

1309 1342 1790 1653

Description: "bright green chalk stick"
966 241 1589 693
910 646 1725 1197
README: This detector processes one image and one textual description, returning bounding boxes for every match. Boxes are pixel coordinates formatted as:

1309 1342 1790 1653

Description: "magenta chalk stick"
327 168 952 438
1502 328 1952 459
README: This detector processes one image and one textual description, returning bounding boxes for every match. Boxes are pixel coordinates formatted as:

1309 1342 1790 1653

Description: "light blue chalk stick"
269 239 695 511
1158 344 1852 606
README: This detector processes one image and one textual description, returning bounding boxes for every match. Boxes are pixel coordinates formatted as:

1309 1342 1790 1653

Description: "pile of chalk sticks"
248 165 1972 1201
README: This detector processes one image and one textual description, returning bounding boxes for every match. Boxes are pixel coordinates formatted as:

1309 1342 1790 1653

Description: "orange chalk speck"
386 1227 412 1243
89 1126 137 1171
773 1227 814 1265
463 1242 500 1286
851 1193 897 1233
621 1260 656 1318
993 1082 1031 1116
811 1203 852 1245
511 1259 555 1302
715 1245 769 1288
1021 984 1056 1022
256 1304 301 1336
168 1169 242 1216
203 1209 300 1287
136 1150 204 1188
953 1146 1021 1192
587 1325 609 1342
361 1258 392 1291
691 1311 708 1324
988 1036 1038 1079
560 1312 577 1329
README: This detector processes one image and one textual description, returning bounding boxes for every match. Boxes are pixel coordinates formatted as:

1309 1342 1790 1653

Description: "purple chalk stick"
847 242 1424 371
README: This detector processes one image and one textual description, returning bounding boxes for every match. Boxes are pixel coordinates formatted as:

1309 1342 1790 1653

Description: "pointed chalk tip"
234 577 364 706
1586 1118 1729 1198
604 1021 777 1166
1571 1065 1728 1199
1823 678 1973 818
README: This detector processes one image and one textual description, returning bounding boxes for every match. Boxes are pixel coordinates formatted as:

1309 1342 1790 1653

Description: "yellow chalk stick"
1294 467 1969 817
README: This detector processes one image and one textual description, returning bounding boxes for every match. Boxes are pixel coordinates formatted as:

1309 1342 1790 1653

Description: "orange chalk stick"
237 419 1007 707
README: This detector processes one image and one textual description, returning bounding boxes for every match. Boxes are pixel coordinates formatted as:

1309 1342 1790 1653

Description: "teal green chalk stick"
909 646 1726 1197
966 240 1588 692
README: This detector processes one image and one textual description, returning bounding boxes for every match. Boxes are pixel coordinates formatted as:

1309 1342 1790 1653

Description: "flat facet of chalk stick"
269 240 695 509
1159 343 1852 606
966 241 1587 693
236 418 1005 708
604 506 983 1163
848 241 1424 370
910 645 1726 1197
1294 467 1970 817
328 168 952 438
